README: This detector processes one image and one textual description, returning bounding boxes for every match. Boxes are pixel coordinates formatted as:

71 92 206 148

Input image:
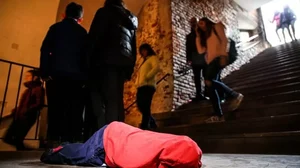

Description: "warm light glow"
261 0 300 46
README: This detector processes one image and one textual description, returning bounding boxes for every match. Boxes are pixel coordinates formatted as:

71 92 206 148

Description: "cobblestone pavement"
0 152 299 168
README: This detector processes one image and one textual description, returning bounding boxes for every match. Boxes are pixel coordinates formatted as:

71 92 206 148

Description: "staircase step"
157 113 300 136
154 100 300 127
233 79 300 94
227 54 300 77
225 68 300 86
193 131 300 154
233 100 300 119
226 59 300 81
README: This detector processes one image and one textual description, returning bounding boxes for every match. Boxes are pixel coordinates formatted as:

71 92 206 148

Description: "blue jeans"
41 125 107 166
203 57 238 116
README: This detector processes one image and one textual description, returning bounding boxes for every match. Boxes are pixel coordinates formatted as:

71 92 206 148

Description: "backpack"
228 38 238 64
213 27 238 65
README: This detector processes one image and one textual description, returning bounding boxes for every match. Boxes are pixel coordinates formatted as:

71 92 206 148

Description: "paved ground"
0 151 299 168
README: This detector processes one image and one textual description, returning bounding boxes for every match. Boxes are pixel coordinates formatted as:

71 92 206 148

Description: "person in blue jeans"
135 43 160 129
195 17 244 123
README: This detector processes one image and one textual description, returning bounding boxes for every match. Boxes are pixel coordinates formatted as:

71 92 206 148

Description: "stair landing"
0 151 299 168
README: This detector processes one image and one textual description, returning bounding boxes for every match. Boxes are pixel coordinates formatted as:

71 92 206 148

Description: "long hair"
139 43 156 57
198 17 216 47
104 0 124 7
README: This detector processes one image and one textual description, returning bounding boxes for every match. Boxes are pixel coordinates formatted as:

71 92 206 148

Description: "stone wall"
124 0 174 126
171 0 267 109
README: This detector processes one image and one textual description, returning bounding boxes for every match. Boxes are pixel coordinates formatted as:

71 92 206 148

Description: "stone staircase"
153 41 300 155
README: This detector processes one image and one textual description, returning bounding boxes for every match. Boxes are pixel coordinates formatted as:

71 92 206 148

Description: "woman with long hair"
195 17 243 122
135 43 160 129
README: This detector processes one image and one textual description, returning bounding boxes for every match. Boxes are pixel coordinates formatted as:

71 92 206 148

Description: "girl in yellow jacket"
135 43 160 129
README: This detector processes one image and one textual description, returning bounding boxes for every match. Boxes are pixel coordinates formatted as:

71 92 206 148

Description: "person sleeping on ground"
41 121 202 168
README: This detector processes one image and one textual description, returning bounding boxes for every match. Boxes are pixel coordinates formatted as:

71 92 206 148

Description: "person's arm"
40 26 55 79
129 32 137 79
27 87 45 112
145 56 160 81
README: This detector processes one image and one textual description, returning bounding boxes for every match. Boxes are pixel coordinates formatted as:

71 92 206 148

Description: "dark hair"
27 69 41 81
198 17 215 47
104 0 124 7
139 43 156 56
65 2 83 19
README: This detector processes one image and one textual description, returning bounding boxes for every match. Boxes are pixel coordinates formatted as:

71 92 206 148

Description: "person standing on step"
40 2 87 146
195 17 244 123
186 17 207 102
136 43 160 130
271 10 283 42
3 70 44 150
85 0 138 133
281 5 297 41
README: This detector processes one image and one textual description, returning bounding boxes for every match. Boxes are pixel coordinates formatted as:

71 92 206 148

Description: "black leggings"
203 58 238 116
136 85 156 128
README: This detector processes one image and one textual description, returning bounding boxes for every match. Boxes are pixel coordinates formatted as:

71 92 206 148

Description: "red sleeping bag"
104 122 202 168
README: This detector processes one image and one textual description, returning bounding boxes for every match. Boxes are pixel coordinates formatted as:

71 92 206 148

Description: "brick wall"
171 0 268 109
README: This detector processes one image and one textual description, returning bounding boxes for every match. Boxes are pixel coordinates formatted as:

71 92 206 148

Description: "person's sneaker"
205 116 220 123
229 93 244 111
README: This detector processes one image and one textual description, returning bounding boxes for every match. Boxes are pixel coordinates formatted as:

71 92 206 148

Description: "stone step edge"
192 131 300 139
157 113 300 129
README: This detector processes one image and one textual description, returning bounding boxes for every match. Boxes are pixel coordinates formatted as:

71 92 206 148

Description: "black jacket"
40 18 88 80
186 30 198 63
87 4 138 78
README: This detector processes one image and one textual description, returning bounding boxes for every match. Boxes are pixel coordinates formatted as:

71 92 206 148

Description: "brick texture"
171 0 268 109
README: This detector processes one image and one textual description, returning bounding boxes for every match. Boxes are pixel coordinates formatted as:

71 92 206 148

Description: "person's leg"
276 27 281 42
136 86 155 129
87 80 106 132
290 20 296 40
216 74 225 102
282 26 287 43
3 119 18 145
203 60 223 119
192 65 205 100
46 80 62 144
67 80 85 142
14 112 39 150
102 67 125 124
286 23 294 41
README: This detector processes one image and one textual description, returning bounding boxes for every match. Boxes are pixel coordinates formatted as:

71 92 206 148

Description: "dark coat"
186 30 198 63
87 4 138 79
40 18 88 80
15 81 44 120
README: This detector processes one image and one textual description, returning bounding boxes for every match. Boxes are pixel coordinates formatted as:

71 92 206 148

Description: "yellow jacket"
135 55 160 88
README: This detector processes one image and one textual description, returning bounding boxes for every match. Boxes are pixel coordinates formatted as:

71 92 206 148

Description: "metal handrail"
0 59 41 140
